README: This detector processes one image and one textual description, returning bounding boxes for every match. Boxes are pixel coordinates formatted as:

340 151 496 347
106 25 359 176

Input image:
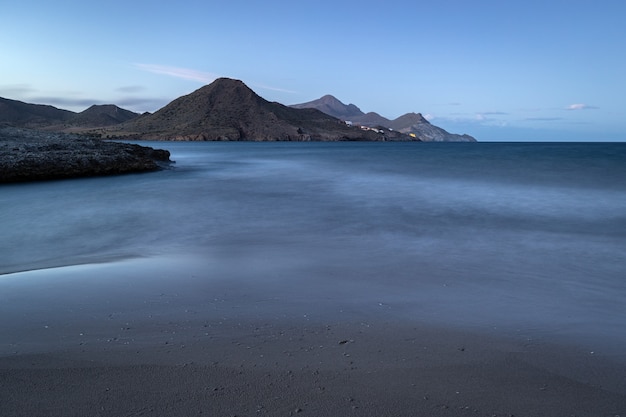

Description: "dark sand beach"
1 259 625 417
1 319 625 416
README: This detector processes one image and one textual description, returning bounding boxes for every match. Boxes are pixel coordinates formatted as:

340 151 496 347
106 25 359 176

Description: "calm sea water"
1 142 625 354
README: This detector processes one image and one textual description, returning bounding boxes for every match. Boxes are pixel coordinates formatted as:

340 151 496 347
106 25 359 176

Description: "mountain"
72 104 139 127
108 78 412 141
0 97 139 130
358 112 392 127
1 80 475 141
0 97 74 128
389 112 475 142
290 95 476 142
291 95 364 120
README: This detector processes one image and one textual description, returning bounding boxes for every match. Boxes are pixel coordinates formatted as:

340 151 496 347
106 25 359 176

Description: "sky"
1 0 625 141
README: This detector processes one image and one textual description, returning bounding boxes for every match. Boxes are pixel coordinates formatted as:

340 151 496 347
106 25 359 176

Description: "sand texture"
1 319 625 417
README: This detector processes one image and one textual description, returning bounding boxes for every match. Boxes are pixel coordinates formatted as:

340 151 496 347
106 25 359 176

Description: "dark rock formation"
0 126 171 183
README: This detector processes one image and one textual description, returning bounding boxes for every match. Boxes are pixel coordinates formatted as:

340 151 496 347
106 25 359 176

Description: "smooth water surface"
1 142 625 355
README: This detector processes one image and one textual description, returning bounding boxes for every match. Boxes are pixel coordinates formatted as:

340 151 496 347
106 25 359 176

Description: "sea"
1 141 625 356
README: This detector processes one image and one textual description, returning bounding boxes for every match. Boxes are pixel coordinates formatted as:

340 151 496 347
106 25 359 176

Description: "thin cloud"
473 111 508 122
565 103 598 110
431 113 502 126
116 85 146 93
134 64 219 83
134 65 295 94
480 111 508 116
250 82 298 94
525 117 564 121
0 84 36 97
433 113 509 128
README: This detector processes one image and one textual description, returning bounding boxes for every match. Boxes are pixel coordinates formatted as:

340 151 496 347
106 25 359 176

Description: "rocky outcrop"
0 126 171 183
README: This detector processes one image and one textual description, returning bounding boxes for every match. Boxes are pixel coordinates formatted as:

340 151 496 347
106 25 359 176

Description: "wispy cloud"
480 111 508 116
0 84 36 97
134 64 219 83
251 83 298 94
116 85 146 93
429 112 509 127
475 111 508 121
565 103 598 110
524 117 564 121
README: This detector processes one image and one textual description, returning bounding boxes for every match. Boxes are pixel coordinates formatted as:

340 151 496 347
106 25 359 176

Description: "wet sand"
1 259 625 416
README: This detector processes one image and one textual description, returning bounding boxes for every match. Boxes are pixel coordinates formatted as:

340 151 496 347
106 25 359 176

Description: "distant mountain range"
1 97 74 127
0 97 139 131
105 78 409 141
291 95 475 142
0 97 139 129
0 78 476 142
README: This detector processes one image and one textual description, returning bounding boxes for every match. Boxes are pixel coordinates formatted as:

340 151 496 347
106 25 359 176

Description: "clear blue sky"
2 0 625 141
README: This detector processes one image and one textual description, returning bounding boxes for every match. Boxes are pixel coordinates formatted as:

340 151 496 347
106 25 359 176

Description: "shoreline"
1 257 625 416
0 254 144 277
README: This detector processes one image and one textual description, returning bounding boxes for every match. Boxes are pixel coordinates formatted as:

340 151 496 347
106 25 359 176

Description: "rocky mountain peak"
75 104 139 126
391 112 429 128
291 95 364 120
161 78 266 119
